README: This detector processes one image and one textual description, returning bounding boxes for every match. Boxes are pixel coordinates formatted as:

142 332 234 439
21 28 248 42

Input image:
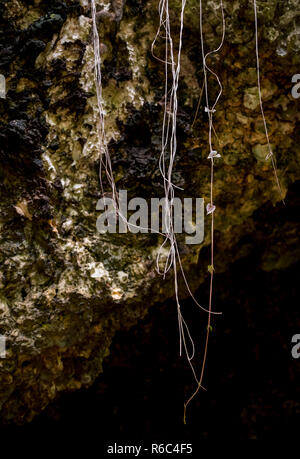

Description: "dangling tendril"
184 0 225 424
253 0 285 204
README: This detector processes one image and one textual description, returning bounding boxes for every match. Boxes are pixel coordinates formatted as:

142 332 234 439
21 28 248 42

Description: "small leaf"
206 325 213 333
207 264 215 274
206 203 216 215
265 151 273 160
208 150 221 159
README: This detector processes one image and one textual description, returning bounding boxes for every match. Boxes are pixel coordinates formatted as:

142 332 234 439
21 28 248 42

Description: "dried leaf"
14 201 32 220
48 219 59 235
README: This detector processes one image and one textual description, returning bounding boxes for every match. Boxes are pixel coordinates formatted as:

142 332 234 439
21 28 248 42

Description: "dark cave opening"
2 254 299 442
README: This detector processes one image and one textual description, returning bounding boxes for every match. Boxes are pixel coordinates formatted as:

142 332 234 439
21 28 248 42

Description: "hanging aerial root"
183 0 225 424
253 0 285 204
151 1 223 386
91 0 118 209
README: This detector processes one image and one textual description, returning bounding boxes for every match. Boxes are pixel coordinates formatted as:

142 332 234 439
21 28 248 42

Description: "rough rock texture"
0 0 299 423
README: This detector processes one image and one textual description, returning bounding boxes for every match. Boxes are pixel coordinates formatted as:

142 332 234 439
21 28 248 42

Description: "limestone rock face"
0 0 299 423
